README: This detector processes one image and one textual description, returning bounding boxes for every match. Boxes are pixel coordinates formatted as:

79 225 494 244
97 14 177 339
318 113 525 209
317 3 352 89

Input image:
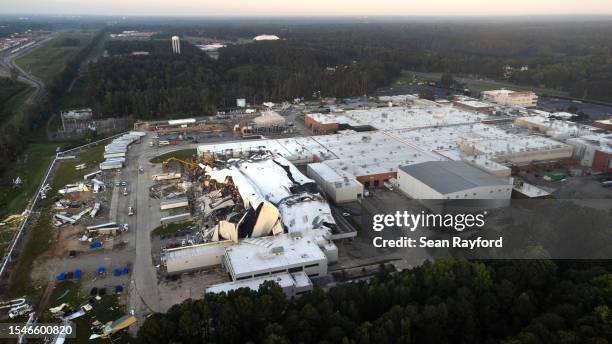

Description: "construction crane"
162 157 200 170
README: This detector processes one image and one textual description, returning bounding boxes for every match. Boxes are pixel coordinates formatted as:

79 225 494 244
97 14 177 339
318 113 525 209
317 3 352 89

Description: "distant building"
481 89 538 108
253 34 280 41
171 36 181 54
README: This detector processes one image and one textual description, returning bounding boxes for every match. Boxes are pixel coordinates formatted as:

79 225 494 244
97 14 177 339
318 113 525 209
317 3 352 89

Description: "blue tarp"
123 266 129 275
56 272 67 281
89 241 103 249
97 266 105 274
74 269 82 279
113 268 122 276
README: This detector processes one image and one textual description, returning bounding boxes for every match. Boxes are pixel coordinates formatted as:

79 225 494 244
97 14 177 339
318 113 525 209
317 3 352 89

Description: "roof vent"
271 246 284 255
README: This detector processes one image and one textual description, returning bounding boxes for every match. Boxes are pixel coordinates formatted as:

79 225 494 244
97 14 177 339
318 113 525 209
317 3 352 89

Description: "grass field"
398 71 570 97
15 31 95 83
150 148 197 163
0 78 32 125
0 136 89 218
5 144 104 297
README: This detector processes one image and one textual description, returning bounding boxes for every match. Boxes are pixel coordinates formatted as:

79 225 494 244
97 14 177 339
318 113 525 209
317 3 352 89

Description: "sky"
2 0 612 16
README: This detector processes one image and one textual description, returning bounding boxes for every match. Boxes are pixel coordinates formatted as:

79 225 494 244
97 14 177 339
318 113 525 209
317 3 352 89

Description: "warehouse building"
307 162 363 203
397 161 512 210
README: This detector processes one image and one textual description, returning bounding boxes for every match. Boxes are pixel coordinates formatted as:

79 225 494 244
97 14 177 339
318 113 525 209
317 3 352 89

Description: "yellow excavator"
162 157 200 170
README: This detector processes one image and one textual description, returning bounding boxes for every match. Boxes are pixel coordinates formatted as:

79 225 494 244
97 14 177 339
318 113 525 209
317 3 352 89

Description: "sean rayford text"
372 211 487 232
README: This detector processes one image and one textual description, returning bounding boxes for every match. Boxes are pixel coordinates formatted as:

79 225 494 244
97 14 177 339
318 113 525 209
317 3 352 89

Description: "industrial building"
481 89 538 107
307 163 363 203
162 151 340 282
514 116 597 140
566 134 612 172
199 104 573 198
223 233 330 281
305 105 490 132
206 271 313 297
397 161 512 209
164 241 234 274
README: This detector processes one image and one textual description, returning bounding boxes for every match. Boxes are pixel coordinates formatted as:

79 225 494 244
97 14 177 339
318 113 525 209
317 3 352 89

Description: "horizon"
2 0 612 17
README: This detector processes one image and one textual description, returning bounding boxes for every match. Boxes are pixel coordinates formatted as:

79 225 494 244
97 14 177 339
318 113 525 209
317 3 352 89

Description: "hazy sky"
3 0 612 16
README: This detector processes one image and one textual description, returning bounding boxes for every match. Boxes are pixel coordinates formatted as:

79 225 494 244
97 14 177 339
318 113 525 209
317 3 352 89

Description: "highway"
0 34 54 103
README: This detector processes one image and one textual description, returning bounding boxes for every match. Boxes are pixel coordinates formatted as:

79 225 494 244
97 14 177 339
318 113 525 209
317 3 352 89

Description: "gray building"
397 161 512 211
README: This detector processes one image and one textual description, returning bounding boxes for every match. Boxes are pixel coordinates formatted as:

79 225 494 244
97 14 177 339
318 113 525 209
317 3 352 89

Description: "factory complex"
169 96 612 295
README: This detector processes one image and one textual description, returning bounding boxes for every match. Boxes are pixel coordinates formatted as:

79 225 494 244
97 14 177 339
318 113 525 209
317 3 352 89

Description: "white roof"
168 118 196 125
308 106 490 131
253 35 280 41
224 234 327 277
206 273 296 294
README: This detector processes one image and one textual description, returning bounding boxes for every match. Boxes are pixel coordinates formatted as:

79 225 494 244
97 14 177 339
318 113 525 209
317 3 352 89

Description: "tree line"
137 259 612 343
83 20 612 121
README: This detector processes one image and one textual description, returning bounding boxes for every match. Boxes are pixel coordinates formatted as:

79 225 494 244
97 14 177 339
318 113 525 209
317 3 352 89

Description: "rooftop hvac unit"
271 246 284 255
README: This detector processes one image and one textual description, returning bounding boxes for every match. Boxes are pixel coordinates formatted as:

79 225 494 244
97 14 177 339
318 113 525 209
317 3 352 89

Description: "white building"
171 36 181 54
514 116 596 140
253 35 280 41
307 162 363 203
482 89 538 107
206 271 313 298
223 233 329 281
397 161 512 209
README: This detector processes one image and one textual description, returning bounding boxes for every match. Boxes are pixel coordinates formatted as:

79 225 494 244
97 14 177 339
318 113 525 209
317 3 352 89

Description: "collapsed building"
162 151 339 288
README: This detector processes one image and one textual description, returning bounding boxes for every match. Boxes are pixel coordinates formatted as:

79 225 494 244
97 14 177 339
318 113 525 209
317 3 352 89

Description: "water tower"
171 36 181 54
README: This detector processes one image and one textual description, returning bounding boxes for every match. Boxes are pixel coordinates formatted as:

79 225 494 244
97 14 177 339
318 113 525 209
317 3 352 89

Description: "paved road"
0 34 54 104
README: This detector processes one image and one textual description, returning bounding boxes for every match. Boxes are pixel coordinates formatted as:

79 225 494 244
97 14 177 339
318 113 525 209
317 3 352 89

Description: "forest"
82 19 612 119
136 259 612 343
